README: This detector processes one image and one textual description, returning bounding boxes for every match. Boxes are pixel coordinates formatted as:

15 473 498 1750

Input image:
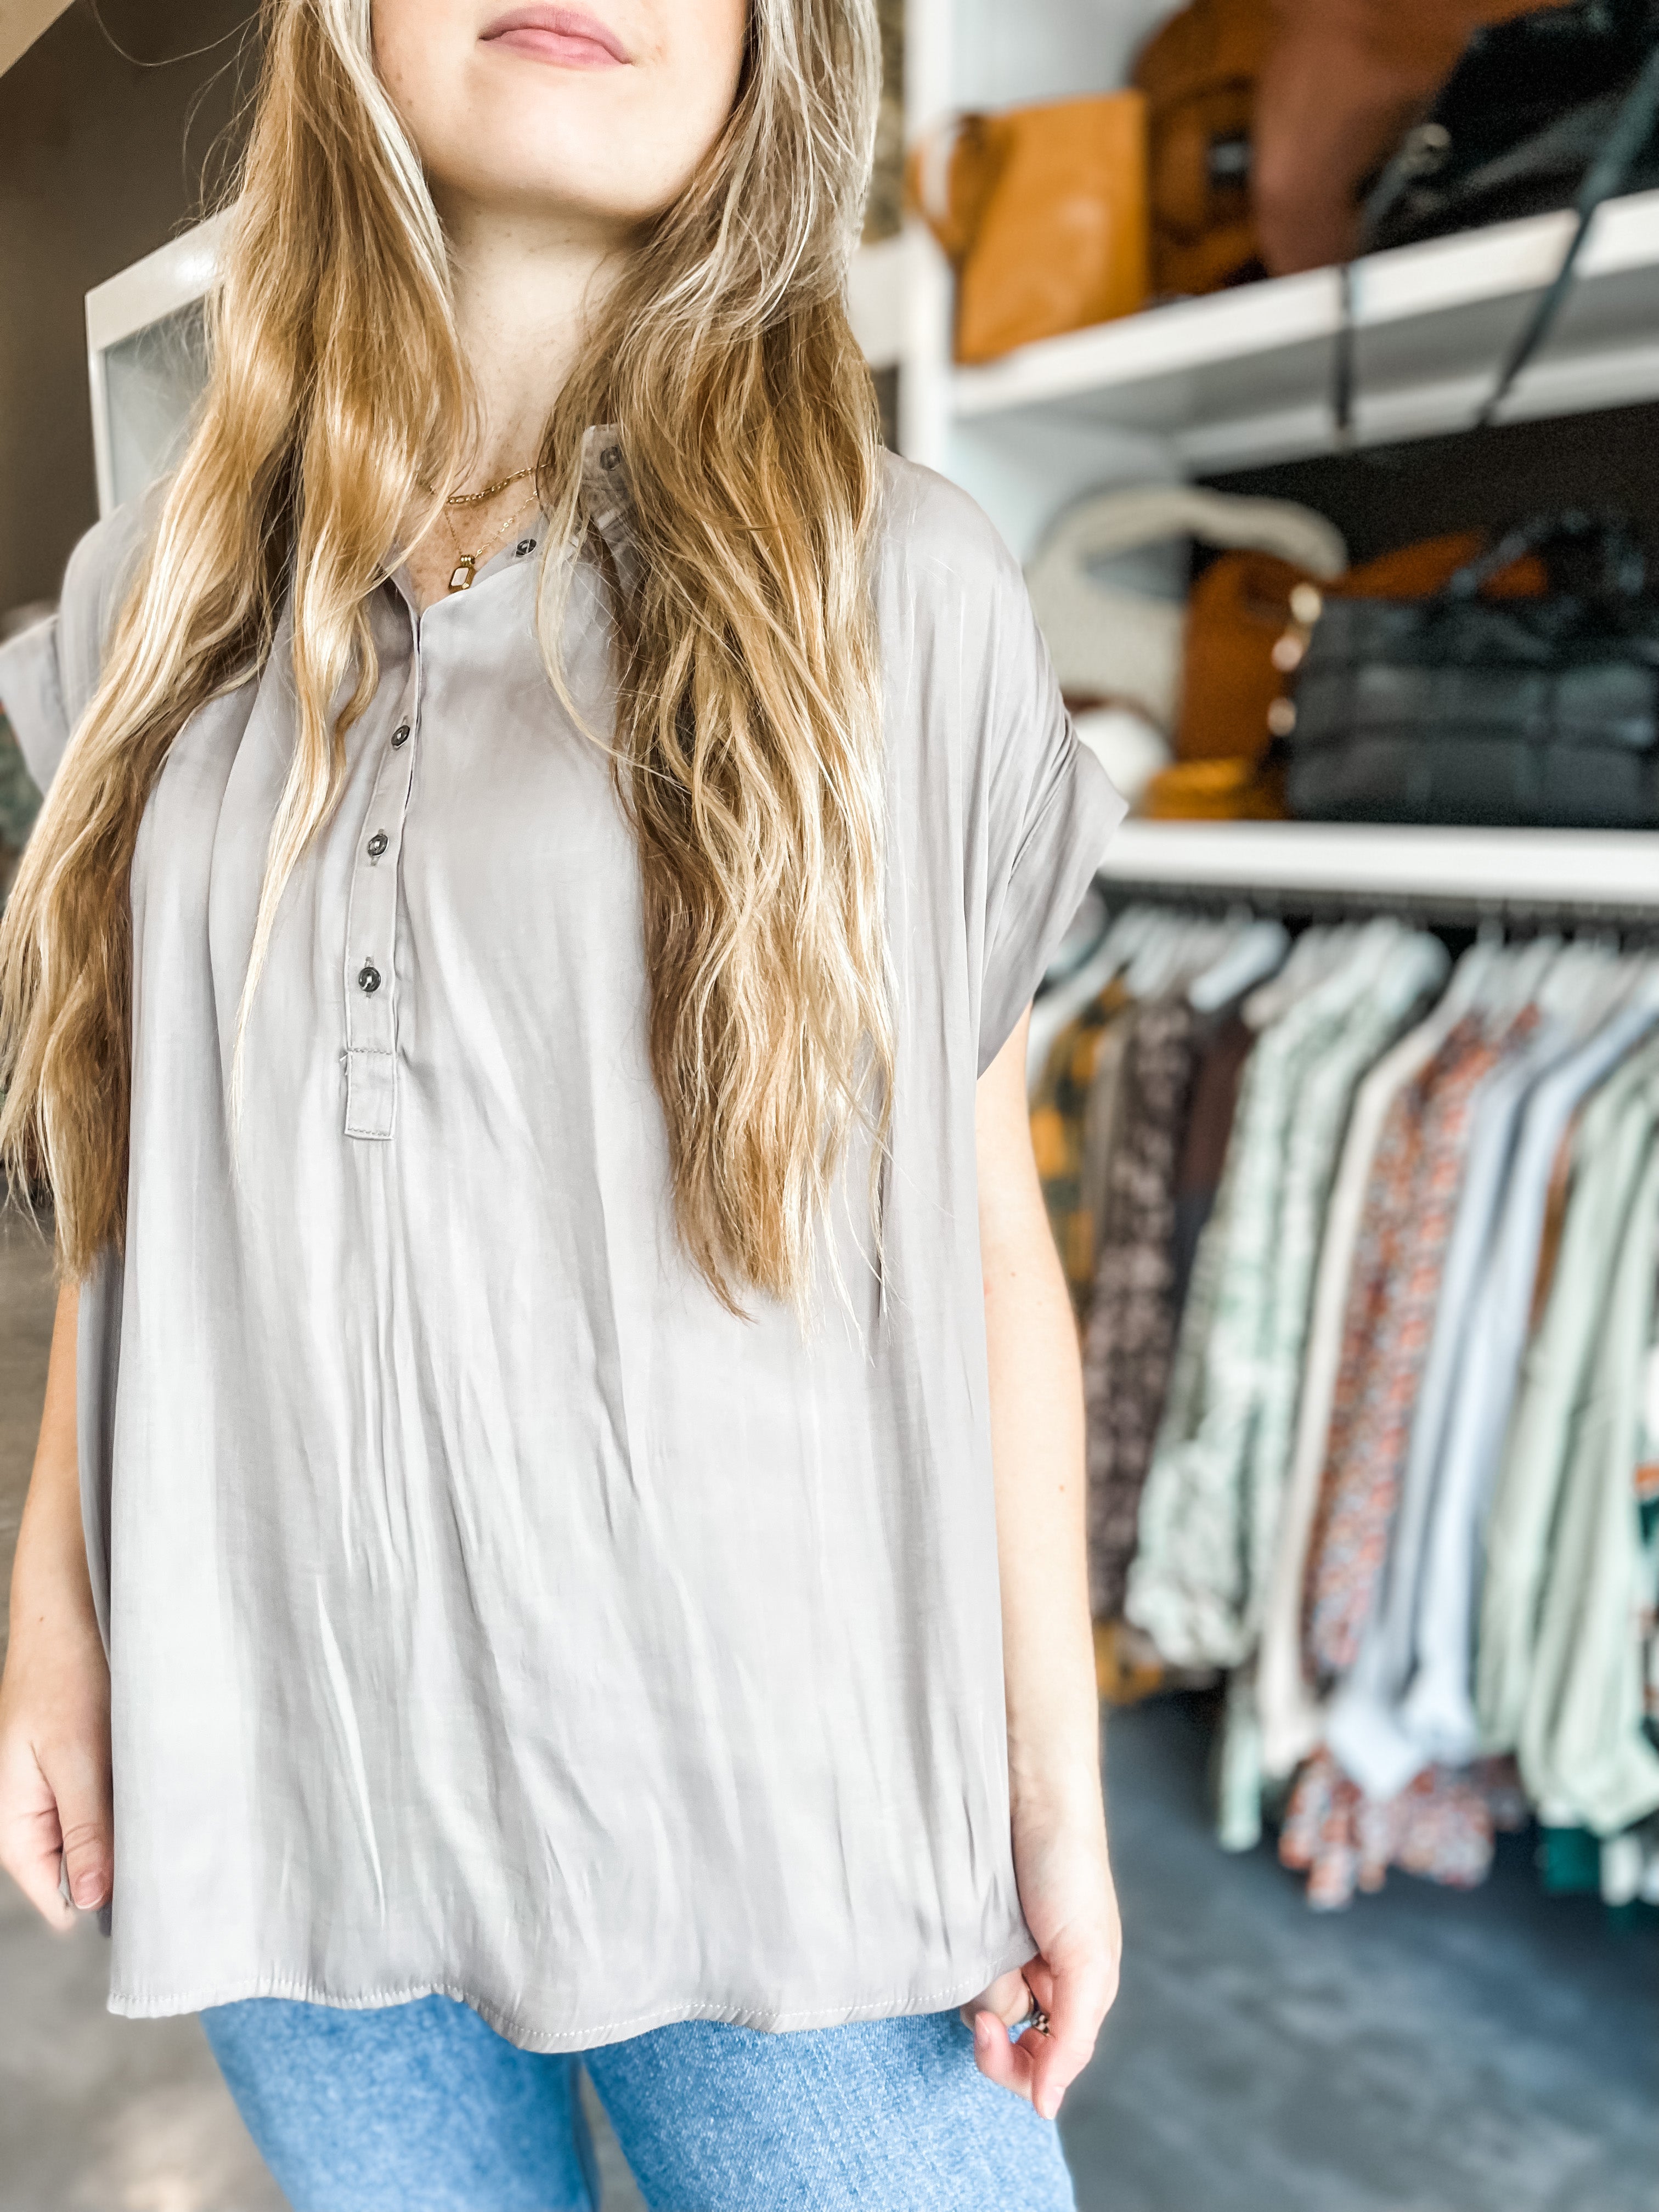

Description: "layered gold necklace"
439 464 540 592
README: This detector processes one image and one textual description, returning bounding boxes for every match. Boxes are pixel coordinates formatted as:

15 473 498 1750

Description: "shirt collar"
579 424 642 600
373 426 638 617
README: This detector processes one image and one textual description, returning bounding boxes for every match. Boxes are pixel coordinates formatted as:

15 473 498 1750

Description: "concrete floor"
2 1209 1655 2210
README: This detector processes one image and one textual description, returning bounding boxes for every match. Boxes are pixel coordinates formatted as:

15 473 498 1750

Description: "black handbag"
1280 514 1659 828
1334 7 1659 436
1363 0 1659 254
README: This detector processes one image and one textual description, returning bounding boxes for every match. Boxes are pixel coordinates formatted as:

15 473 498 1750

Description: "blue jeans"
200 1995 1076 2211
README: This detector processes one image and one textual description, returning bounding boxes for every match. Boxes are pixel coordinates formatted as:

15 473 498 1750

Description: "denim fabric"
200 1995 1076 2212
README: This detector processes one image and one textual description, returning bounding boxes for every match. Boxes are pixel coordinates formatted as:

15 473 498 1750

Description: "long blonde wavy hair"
0 0 893 1317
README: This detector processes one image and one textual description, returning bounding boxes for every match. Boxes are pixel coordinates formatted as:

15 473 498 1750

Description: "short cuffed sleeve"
976 640 1126 1074
0 501 148 795
0 616 69 797
873 459 1128 1077
963 506 1127 1074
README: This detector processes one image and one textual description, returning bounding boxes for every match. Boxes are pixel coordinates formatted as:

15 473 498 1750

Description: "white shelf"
1097 821 1659 912
950 189 1659 473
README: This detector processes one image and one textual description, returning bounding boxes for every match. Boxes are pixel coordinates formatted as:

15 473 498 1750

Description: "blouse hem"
106 1937 1042 2053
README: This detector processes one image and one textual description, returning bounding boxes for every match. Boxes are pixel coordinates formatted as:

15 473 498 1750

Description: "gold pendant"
448 555 477 592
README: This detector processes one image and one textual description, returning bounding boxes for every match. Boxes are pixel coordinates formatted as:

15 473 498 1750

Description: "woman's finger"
0 1731 78 1927
1022 1944 1118 2120
970 2006 1035 2100
23 1724 112 1917
958 1965 1033 2033
50 1728 113 1911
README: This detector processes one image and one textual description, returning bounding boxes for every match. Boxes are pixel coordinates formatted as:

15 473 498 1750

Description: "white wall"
949 0 1173 112
0 0 256 613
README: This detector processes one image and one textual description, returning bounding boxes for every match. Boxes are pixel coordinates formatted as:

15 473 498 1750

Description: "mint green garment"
1207 928 1446 1853
1476 1042 1659 1757
1516 1111 1659 1835
1128 922 1408 1670
1242 928 1447 1637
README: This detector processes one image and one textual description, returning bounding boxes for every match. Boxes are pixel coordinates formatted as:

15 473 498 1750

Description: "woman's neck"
440 196 630 486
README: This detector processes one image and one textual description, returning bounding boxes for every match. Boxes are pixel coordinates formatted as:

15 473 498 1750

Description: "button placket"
342 676 419 1141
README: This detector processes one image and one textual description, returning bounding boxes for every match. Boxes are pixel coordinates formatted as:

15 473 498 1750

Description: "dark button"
515 538 537 557
357 964 382 995
366 830 388 858
391 723 410 749
600 444 621 472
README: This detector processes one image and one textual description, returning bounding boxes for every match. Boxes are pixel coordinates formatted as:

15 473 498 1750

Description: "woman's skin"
0 0 1120 2128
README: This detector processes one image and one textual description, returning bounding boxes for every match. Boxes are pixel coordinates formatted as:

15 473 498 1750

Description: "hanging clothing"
1030 979 1133 1314
1517 1131 1659 1836
1279 1746 1528 1912
1170 1011 1253 1318
1335 984 1659 1797
1335 966 1612 1715
0 443 1127 2048
1211 928 1449 1849
1077 1002 1139 1286
1301 1008 1533 1681
1082 992 1201 1620
1244 930 1448 1637
1476 1052 1659 1756
1129 921 1419 1670
1037 883 1659 1911
1255 944 1497 1786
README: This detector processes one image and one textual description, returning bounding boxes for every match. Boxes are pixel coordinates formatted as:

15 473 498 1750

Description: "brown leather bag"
906 96 1149 363
1252 0 1555 275
1133 0 1552 294
1176 549 1320 763
1131 0 1277 298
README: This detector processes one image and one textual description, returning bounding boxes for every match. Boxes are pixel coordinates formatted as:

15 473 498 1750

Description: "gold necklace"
444 463 538 509
442 488 540 593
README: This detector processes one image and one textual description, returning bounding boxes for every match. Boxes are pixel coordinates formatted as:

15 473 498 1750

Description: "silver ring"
1020 1984 1051 2036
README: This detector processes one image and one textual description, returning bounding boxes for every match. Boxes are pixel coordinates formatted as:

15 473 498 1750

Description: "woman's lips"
480 5 629 67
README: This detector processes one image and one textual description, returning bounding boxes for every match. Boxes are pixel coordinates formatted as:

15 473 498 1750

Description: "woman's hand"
971 1010 1122 2118
0 1588 111 1925
963 1789 1121 2119
0 1279 111 1927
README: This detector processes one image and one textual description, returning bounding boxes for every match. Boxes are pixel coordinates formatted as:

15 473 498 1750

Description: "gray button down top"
0 432 1124 2050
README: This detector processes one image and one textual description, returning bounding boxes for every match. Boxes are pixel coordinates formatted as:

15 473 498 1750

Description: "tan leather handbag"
907 96 1150 364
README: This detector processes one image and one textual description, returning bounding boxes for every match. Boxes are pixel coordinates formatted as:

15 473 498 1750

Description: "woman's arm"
0 1279 112 1925
966 1006 1121 2118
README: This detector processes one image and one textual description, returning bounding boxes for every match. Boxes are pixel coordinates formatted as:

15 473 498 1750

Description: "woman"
0 1 1125 2204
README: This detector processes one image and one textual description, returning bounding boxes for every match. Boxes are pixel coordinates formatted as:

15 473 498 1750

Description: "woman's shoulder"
873 452 1025 613
55 498 154 708
0 499 151 793
871 453 1062 746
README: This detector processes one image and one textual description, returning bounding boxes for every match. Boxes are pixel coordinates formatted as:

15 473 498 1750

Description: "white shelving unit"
894 0 1659 556
951 190 1659 475
1097 820 1659 913
894 0 1659 910
72 5 1659 917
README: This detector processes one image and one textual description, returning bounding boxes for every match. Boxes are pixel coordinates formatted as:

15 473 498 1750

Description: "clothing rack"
1032 876 1659 1915
1093 820 1659 922
1084 873 1659 941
